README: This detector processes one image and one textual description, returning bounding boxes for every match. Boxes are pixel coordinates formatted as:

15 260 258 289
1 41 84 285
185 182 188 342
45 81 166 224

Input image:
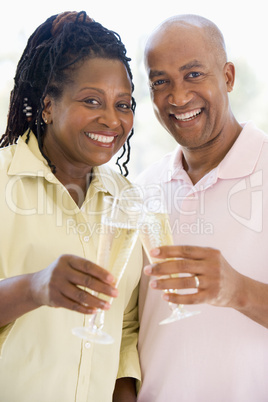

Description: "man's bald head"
145 14 227 68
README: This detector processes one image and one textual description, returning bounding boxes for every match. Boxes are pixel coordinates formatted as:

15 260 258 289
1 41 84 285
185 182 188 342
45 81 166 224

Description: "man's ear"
224 62 235 93
42 95 53 124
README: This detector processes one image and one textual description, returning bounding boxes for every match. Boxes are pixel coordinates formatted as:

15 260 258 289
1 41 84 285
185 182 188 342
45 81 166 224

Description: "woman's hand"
0 254 118 327
30 254 118 314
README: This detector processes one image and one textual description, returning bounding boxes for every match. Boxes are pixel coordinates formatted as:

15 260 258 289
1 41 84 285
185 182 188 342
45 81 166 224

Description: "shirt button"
84 236 89 242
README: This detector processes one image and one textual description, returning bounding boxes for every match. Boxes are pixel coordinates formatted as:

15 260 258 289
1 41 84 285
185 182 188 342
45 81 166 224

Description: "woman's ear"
42 95 53 124
224 62 235 93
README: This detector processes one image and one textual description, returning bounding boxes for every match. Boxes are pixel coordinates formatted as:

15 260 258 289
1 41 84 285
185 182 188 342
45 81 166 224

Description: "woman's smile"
43 57 133 174
85 132 116 144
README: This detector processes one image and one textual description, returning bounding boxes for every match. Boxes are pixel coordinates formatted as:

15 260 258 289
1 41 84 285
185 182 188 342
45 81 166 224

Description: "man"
137 14 268 401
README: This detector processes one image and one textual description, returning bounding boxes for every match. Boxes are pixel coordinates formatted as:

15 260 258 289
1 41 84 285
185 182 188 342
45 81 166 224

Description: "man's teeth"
86 133 114 143
174 109 202 121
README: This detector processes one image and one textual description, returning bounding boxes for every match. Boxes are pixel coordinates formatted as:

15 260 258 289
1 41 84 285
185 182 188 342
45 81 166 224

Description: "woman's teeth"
174 109 202 121
86 133 114 143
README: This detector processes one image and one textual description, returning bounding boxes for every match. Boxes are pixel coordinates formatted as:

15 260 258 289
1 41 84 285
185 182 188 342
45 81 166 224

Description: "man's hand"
144 245 246 309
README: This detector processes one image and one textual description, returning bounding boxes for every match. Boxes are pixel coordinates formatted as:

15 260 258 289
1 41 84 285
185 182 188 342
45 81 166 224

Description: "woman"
0 11 141 401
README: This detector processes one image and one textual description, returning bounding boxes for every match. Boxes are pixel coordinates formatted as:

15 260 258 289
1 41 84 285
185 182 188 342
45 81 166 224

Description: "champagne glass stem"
90 309 105 331
84 311 105 348
160 300 200 325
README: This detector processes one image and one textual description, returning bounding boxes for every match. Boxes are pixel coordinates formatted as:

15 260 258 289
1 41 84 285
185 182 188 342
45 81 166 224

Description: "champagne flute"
72 192 142 344
139 188 200 324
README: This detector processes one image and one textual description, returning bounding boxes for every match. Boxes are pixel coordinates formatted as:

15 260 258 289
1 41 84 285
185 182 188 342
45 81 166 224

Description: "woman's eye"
118 102 131 110
84 98 99 105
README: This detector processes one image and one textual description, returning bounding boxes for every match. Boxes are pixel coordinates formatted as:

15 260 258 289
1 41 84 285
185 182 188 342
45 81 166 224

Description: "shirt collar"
90 166 120 196
217 121 266 179
7 131 52 178
161 121 266 183
7 131 129 198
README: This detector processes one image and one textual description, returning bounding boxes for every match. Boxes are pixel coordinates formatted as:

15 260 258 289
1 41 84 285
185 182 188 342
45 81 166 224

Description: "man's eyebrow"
148 70 165 80
179 60 205 72
148 60 205 80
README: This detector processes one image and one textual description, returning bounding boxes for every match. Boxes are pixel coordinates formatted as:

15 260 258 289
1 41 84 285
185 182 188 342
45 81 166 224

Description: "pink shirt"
137 122 268 402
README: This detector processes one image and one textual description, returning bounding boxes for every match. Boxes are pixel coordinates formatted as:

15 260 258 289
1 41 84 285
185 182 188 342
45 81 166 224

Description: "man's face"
145 25 233 151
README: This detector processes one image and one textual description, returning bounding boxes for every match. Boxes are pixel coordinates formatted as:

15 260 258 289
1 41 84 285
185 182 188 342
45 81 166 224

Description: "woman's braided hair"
0 11 135 176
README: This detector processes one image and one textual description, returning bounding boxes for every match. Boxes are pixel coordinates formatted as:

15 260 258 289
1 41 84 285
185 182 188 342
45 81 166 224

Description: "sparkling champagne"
139 209 201 324
97 220 139 287
139 212 173 263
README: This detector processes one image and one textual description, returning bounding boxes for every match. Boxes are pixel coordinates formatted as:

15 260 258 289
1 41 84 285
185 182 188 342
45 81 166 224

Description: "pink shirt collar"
161 121 266 184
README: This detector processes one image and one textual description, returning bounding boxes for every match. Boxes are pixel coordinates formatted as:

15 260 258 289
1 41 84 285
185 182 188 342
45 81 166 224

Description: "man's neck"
182 121 242 185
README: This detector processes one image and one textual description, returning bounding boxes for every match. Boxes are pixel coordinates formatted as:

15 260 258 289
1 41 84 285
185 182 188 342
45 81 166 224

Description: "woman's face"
42 57 133 175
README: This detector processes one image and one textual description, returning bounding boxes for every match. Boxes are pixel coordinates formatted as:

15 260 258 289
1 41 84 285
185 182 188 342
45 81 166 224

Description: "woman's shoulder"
0 143 17 171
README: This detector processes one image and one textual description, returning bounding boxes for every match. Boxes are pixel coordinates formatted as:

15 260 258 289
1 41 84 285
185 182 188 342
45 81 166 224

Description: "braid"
116 97 136 176
0 11 135 176
1 15 57 146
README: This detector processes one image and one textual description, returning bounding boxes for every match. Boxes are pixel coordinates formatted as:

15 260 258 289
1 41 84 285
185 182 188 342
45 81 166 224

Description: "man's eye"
188 72 201 78
150 79 168 90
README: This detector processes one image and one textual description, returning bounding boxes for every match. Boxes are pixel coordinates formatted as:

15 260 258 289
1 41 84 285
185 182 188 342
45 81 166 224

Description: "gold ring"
194 275 200 288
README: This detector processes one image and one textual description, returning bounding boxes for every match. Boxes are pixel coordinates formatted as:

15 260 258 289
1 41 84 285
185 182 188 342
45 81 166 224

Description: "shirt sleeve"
117 283 141 381
116 238 143 381
0 322 15 357
0 278 15 357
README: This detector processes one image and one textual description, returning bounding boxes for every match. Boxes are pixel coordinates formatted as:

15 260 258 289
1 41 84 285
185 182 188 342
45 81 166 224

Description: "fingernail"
162 293 170 301
111 288 119 297
144 265 152 275
107 274 114 283
102 301 111 310
150 280 157 289
150 248 160 257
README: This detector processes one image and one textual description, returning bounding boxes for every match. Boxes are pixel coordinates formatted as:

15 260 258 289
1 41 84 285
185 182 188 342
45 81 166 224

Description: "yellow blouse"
0 132 142 402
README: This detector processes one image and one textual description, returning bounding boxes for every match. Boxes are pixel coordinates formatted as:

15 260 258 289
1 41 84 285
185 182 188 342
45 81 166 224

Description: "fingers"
58 255 118 297
162 291 203 305
148 274 205 306
34 254 120 314
145 246 221 277
69 255 115 285
143 245 228 307
62 255 119 310
150 245 217 260
67 266 118 298
52 283 112 313
150 275 201 292
144 258 205 277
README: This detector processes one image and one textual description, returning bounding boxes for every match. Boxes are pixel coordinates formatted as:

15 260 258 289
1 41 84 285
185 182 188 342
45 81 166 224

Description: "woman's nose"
97 107 121 128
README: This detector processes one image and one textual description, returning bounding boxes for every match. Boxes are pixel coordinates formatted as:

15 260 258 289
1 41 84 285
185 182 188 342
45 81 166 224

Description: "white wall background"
1 0 267 178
